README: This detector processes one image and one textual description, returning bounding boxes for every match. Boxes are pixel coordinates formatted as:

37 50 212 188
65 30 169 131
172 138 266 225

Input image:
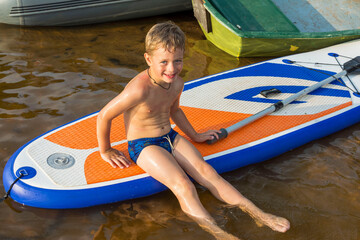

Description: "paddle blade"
344 56 360 73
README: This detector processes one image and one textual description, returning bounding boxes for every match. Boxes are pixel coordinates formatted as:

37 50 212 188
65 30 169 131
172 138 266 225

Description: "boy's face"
144 46 184 84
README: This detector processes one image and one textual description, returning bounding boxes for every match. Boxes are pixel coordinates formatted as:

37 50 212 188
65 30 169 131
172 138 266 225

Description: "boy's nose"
167 62 175 72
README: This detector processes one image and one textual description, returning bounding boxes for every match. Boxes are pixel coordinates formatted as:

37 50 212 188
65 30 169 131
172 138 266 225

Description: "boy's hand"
100 148 131 168
193 130 221 143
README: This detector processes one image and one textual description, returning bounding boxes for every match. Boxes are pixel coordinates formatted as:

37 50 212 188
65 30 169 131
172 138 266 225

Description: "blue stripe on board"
184 62 342 92
226 85 350 104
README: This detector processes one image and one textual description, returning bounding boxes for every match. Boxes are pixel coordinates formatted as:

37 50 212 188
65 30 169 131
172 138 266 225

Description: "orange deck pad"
45 114 126 149
84 142 146 184
183 103 352 157
45 102 351 184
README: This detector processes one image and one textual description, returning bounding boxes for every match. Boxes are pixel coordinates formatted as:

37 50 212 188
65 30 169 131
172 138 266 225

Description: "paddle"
207 56 360 144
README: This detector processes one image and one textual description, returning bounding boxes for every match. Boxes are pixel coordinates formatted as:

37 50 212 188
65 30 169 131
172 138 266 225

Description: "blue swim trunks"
128 128 178 163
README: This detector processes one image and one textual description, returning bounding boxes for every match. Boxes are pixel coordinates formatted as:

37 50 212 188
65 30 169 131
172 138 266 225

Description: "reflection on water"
1 11 360 240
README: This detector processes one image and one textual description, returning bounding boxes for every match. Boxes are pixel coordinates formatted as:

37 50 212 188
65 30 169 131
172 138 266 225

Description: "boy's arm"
170 95 220 143
97 85 143 168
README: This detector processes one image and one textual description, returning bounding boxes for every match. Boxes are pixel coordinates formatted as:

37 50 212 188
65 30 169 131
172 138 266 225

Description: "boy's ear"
144 52 152 66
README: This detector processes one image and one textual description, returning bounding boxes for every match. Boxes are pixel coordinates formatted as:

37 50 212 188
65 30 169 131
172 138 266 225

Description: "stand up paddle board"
3 40 360 209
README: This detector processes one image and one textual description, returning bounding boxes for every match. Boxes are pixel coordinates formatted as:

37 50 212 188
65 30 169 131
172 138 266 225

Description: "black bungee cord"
0 172 25 203
284 54 360 95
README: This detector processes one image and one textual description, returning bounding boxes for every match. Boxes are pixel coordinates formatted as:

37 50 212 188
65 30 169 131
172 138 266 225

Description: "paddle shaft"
207 70 348 144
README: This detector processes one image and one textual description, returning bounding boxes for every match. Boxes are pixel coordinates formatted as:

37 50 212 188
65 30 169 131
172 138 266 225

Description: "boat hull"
193 0 360 57
0 0 192 26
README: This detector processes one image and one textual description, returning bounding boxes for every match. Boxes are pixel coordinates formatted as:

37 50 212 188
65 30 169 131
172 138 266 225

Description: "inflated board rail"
3 40 360 209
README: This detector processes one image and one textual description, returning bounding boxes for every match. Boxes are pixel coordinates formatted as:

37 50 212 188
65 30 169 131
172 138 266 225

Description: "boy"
97 22 290 238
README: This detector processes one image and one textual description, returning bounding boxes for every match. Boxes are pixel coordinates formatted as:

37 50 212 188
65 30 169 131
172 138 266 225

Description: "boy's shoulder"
123 70 151 95
126 70 149 87
173 75 185 91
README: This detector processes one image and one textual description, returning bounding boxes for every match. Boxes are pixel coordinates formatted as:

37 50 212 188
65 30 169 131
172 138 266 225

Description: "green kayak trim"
194 0 360 57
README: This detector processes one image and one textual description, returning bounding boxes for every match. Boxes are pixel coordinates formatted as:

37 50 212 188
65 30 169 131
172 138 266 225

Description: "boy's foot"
253 212 290 233
196 217 242 240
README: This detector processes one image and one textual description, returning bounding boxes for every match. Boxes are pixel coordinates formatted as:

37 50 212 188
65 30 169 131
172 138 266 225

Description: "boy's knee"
172 176 196 196
199 163 219 179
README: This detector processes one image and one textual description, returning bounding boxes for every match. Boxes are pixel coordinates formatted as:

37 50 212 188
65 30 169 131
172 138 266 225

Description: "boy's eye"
161 61 167 64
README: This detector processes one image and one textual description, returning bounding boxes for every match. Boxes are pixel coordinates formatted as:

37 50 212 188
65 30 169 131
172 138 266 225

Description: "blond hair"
145 22 185 54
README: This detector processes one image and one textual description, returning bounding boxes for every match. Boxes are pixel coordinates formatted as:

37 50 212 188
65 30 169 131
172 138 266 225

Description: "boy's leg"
172 135 290 233
136 145 212 220
136 145 241 240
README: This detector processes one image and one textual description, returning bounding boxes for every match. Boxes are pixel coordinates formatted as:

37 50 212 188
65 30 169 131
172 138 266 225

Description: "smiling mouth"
164 73 176 79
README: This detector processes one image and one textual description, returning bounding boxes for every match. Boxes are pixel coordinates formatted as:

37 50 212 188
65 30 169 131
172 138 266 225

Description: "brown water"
1 11 360 240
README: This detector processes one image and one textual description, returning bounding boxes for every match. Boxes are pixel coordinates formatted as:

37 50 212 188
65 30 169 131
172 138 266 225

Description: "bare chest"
142 90 175 113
